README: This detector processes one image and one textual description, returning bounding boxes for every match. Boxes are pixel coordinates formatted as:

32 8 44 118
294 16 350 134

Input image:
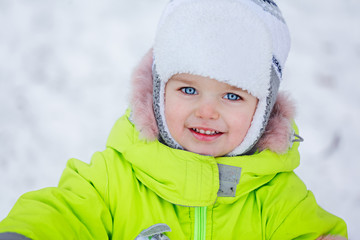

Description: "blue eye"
224 93 241 101
181 87 197 95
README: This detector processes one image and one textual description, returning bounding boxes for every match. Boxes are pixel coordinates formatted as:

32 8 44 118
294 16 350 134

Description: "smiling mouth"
191 128 220 135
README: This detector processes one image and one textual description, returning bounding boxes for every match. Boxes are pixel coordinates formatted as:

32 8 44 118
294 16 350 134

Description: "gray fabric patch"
136 223 171 239
0 232 31 240
151 234 171 240
217 164 242 197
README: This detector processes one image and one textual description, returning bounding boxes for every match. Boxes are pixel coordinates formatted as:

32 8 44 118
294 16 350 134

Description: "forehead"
168 73 248 92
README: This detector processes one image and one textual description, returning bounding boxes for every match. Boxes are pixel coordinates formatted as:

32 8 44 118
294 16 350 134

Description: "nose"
195 101 220 120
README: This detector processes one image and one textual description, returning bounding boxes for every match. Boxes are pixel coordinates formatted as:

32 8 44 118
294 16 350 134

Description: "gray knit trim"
272 55 283 78
152 64 183 149
258 65 280 141
238 64 280 155
0 232 31 240
249 0 285 23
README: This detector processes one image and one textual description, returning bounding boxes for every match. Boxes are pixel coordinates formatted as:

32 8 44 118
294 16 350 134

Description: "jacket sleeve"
0 151 113 240
265 173 348 240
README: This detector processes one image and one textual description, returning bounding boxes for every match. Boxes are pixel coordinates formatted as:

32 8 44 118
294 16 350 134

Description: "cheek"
165 98 185 137
228 111 255 141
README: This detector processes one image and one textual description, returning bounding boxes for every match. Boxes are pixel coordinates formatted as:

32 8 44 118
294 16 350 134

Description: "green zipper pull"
194 206 207 240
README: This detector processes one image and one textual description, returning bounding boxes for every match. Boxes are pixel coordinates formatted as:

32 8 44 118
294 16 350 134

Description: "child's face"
165 73 258 157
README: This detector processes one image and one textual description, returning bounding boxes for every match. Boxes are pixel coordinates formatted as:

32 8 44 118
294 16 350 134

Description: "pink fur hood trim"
316 236 347 240
130 49 297 154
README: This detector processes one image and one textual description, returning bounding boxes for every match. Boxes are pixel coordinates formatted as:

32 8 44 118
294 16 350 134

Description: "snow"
0 0 359 238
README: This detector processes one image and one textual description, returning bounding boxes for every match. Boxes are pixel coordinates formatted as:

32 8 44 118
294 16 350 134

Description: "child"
0 0 348 239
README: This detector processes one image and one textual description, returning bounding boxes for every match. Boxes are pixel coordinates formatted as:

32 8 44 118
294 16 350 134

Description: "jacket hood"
130 49 297 154
106 110 301 207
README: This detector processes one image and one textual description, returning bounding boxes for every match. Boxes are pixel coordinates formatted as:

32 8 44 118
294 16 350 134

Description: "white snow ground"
0 0 359 238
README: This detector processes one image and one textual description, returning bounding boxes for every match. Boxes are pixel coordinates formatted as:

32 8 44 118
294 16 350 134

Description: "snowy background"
0 0 359 238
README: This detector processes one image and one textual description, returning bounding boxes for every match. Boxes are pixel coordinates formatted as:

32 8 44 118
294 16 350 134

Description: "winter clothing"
0 110 347 240
0 52 348 240
153 0 291 155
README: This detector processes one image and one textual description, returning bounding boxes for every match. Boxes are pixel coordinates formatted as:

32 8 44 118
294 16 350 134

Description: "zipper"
194 206 207 240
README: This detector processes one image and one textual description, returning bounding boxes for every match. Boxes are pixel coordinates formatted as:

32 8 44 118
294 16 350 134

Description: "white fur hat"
152 0 291 156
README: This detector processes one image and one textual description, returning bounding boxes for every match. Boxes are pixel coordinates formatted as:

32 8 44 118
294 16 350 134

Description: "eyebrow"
169 77 194 85
171 76 248 94
221 82 242 92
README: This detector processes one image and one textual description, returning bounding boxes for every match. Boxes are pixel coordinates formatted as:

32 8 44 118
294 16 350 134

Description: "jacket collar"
106 111 301 206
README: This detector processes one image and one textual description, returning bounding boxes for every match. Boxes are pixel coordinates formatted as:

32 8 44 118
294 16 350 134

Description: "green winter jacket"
0 112 347 239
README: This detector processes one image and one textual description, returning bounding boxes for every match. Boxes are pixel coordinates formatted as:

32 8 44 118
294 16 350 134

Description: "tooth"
199 129 205 134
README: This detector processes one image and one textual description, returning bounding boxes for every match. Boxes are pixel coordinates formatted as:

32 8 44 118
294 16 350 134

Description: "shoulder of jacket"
255 171 309 213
